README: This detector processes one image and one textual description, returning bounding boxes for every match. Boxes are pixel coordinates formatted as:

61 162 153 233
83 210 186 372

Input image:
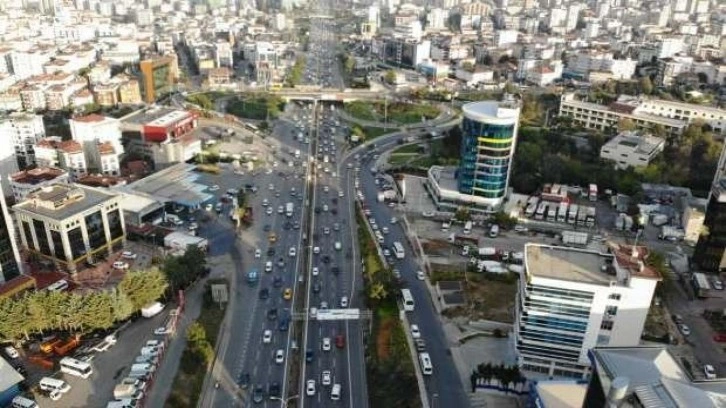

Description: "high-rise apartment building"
457 98 520 208
0 192 22 283
694 144 726 271
515 243 661 379
0 113 46 195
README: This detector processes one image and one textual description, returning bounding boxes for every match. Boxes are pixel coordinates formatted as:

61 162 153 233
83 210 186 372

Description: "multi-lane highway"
336 118 469 408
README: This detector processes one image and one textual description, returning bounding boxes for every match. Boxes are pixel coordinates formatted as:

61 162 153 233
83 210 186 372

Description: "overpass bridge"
269 88 383 102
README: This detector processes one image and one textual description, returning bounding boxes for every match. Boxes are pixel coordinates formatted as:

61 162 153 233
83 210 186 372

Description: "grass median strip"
165 280 227 408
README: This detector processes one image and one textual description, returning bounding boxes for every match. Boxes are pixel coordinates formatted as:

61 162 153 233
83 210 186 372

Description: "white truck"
659 226 685 241
562 231 588 246
478 247 498 257
141 302 165 318
478 260 507 273
286 202 294 217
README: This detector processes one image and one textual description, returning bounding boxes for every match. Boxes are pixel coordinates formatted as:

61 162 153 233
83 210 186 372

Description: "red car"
335 334 346 349
713 334 726 342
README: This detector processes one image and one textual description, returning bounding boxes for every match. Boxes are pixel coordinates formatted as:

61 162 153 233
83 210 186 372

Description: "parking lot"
24 309 171 407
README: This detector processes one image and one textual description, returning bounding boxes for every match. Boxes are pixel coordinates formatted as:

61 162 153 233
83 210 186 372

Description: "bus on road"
393 242 405 259
401 289 415 312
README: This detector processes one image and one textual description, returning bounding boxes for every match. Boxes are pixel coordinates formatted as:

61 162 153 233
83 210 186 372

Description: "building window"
605 305 618 317
608 293 621 301
600 320 614 331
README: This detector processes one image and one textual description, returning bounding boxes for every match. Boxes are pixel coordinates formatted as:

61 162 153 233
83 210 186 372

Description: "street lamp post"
270 395 299 408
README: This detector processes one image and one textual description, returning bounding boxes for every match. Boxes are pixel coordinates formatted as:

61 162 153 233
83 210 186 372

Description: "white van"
330 383 341 401
419 352 433 375
11 396 38 408
106 399 138 408
130 363 155 373
39 377 71 394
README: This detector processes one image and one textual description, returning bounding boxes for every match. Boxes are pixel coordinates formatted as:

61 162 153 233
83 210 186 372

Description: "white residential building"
558 93 688 136
0 112 46 176
9 48 53 80
34 137 88 179
69 114 124 174
427 8 448 30
569 51 637 80
215 41 234 68
515 243 661 379
600 131 665 169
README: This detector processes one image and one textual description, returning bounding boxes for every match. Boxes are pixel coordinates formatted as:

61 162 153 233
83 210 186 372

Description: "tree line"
511 121 721 198
0 269 167 343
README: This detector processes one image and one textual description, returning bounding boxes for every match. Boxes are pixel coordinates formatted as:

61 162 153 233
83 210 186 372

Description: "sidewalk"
144 254 236 407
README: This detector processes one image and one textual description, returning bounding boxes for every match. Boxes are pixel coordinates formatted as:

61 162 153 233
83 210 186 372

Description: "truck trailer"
562 231 589 246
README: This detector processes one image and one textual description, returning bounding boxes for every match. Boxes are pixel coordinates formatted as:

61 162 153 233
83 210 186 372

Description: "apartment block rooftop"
524 243 661 286
11 167 67 185
13 184 117 221
604 131 665 156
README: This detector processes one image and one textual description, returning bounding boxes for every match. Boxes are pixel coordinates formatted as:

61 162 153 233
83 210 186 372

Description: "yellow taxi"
283 288 292 300
268 232 277 243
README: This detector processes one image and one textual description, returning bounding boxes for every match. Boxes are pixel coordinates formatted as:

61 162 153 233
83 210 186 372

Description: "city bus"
419 352 433 375
393 242 405 259
59 357 93 379
401 289 415 312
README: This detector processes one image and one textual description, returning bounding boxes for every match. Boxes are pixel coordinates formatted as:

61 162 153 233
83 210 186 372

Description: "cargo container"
562 231 588 246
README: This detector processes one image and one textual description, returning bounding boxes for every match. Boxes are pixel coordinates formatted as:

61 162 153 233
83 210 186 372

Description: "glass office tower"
458 99 520 208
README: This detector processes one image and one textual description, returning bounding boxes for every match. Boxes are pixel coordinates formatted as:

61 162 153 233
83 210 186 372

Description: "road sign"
316 308 360 320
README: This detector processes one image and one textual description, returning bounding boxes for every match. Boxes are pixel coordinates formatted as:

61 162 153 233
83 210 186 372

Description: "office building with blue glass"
425 98 520 212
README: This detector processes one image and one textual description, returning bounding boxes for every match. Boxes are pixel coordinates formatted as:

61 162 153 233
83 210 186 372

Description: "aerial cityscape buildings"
0 0 725 407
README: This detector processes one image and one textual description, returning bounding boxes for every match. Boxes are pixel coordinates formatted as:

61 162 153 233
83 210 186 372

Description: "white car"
410 324 421 339
338 191 344 197
312 267 319 276
322 337 332 351
209 184 220 191
255 249 261 258
340 296 348 308
306 379 316 396
263 330 272 344
278 206 284 214
704 364 717 379
265 261 273 272
416 271 425 280
266 207 273 215
323 186 329 193
289 247 297 257
390 217 398 224
382 227 389 234
323 204 329 212
3 346 19 359
275 349 284 364
313 246 320 254
205 203 213 211
679 324 691 336
113 261 129 270
322 370 332 386
121 251 137 259
334 242 342 251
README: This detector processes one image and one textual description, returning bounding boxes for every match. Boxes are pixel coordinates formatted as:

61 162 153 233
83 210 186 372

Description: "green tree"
618 118 637 132
384 70 397 84
651 123 666 138
640 76 654 95
344 55 355 74
187 94 213 110
118 268 168 311
462 61 475 72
